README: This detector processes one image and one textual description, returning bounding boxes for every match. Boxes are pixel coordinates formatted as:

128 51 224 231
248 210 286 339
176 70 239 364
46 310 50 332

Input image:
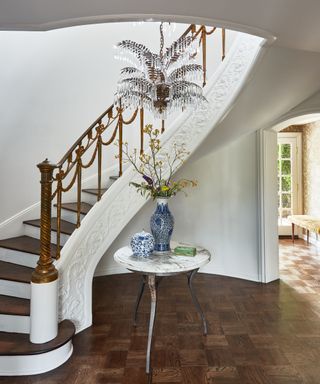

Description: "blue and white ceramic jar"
150 198 174 253
130 230 155 257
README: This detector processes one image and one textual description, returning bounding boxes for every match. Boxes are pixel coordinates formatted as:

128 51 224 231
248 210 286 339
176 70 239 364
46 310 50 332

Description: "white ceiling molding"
1 0 320 52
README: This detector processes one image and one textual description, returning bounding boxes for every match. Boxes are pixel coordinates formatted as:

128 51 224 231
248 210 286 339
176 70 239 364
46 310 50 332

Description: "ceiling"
1 0 320 53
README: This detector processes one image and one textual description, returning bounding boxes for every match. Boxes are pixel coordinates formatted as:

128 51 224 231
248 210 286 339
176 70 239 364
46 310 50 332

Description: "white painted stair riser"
58 210 86 226
24 225 70 247
0 247 38 268
0 280 30 299
0 314 30 334
0 341 73 376
81 192 102 206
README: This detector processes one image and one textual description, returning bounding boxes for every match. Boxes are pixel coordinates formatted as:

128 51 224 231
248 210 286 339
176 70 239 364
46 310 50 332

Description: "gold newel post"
32 159 58 284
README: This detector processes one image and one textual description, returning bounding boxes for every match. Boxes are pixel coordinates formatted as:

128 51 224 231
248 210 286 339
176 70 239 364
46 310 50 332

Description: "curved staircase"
0 27 264 376
0 182 117 375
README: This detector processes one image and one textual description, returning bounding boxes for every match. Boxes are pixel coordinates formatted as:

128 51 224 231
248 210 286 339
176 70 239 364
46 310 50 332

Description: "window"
277 133 302 234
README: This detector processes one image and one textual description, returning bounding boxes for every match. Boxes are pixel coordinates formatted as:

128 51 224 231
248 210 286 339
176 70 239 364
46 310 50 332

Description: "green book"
174 246 197 256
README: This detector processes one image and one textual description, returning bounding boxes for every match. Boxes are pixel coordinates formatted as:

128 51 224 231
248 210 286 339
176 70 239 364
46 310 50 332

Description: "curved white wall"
96 130 260 281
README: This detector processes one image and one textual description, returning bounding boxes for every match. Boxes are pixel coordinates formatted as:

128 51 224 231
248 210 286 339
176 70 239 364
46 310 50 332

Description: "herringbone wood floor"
2 239 320 383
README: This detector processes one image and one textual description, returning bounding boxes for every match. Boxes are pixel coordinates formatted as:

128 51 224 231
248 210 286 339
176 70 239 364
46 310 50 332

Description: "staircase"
0 179 121 374
0 27 264 376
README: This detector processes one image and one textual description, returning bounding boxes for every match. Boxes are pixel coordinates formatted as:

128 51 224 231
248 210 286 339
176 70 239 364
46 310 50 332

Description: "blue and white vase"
130 230 154 257
150 198 174 253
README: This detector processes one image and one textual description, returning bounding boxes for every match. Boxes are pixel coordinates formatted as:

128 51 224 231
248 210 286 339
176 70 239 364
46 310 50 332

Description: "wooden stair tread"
57 202 92 214
0 235 59 257
82 188 108 196
0 320 75 356
24 218 76 236
0 295 30 316
0 261 33 284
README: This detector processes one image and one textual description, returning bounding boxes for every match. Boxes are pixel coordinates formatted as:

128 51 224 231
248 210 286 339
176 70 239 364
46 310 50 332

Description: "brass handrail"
32 24 226 283
56 105 114 167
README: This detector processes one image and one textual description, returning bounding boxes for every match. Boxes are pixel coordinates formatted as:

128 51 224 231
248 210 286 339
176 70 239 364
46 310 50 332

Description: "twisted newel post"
30 159 59 344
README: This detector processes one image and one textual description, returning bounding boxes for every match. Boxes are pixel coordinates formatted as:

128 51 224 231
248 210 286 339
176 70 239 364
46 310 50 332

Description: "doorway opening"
260 113 320 283
277 120 320 285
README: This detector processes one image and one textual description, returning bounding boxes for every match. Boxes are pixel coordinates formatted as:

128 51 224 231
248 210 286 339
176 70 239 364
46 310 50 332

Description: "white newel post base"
30 279 58 344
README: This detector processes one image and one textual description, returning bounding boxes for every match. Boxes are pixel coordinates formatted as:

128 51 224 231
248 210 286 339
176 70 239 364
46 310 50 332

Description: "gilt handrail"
32 24 226 284
57 105 114 168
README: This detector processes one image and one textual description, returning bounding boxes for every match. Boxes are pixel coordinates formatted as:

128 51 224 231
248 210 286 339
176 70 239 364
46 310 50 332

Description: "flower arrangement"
117 124 197 199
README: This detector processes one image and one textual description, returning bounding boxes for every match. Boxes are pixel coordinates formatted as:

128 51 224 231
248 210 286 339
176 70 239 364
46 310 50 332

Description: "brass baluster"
32 159 58 284
56 172 63 259
75 146 83 228
222 28 226 61
97 134 102 201
118 108 123 177
76 162 82 228
140 107 144 155
201 27 207 87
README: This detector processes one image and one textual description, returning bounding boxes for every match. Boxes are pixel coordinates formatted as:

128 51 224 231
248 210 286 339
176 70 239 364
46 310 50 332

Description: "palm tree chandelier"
114 23 207 120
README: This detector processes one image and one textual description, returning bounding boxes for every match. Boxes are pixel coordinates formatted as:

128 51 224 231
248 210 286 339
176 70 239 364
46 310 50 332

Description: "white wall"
0 22 235 230
96 130 261 281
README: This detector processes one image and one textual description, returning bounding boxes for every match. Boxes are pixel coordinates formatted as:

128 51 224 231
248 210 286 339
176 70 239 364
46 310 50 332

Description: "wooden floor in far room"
2 239 320 384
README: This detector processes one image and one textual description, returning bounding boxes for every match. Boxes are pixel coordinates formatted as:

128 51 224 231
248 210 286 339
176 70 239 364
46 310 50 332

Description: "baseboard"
279 235 298 239
0 202 40 239
199 265 261 283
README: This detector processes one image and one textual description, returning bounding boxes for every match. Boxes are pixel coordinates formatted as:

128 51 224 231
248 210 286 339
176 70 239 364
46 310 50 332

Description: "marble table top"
114 242 211 275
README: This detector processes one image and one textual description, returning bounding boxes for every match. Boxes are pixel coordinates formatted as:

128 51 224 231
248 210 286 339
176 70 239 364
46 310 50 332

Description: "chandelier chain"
160 22 164 59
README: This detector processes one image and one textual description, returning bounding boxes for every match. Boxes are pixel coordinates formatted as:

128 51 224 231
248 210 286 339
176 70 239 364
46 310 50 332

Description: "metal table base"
133 268 208 374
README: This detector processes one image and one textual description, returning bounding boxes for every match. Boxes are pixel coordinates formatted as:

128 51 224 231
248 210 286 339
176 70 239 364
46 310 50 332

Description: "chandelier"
114 23 207 120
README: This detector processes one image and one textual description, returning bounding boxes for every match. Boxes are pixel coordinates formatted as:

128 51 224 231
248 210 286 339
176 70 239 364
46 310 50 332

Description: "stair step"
82 188 108 196
58 202 92 215
24 218 77 236
0 236 59 258
0 295 30 316
0 261 33 284
0 320 75 356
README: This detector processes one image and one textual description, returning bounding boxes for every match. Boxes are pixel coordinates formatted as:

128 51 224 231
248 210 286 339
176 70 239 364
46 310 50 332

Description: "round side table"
114 243 211 374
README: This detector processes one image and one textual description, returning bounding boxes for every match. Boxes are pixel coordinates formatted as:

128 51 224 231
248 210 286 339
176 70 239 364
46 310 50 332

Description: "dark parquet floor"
2 239 320 383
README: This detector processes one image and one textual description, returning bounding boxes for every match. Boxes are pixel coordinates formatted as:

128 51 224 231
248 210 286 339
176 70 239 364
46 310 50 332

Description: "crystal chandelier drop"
114 23 207 120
